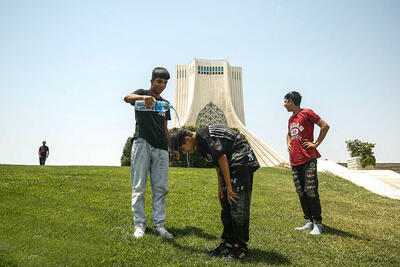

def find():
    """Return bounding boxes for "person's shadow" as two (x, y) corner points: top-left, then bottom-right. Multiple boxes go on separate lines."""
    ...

(245, 248), (291, 265)
(323, 225), (367, 240)
(167, 225), (216, 240)
(164, 226), (291, 265)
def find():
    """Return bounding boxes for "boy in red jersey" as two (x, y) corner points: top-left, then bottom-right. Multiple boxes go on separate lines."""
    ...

(284, 91), (330, 235)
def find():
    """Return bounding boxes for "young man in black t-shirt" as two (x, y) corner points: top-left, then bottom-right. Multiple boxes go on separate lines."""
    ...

(38, 141), (49, 165)
(170, 126), (260, 261)
(123, 67), (173, 239)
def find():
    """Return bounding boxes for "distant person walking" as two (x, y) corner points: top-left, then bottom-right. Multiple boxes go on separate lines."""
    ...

(284, 91), (330, 235)
(123, 67), (173, 239)
(38, 141), (49, 165)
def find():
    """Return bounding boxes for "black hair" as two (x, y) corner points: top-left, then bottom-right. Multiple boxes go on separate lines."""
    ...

(169, 128), (193, 152)
(284, 91), (302, 106)
(152, 67), (170, 80)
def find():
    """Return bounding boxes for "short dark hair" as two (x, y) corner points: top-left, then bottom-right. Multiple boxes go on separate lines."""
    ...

(169, 128), (193, 151)
(284, 91), (302, 106)
(152, 67), (170, 80)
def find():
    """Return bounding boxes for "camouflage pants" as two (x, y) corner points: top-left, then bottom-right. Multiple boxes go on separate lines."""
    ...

(291, 158), (322, 224)
(220, 167), (253, 245)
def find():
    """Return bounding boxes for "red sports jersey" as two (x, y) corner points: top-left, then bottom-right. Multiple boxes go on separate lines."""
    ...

(288, 109), (321, 166)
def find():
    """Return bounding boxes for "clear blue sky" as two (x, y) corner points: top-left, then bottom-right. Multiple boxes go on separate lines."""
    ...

(1, 0), (399, 165)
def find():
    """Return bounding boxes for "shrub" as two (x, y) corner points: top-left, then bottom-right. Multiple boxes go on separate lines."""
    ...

(121, 137), (133, 166)
(345, 139), (376, 168)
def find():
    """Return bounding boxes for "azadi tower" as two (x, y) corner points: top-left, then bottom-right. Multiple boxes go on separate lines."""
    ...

(173, 58), (287, 167)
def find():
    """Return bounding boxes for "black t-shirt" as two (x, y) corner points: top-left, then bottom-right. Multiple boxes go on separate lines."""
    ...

(131, 89), (171, 151)
(195, 125), (260, 172)
(39, 145), (49, 156)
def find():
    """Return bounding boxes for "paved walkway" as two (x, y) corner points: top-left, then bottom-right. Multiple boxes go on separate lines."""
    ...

(317, 159), (400, 200)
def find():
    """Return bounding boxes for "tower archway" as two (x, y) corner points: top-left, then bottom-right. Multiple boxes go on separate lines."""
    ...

(195, 102), (228, 127)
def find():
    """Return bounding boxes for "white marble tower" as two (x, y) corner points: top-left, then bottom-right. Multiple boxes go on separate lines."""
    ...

(173, 58), (287, 167)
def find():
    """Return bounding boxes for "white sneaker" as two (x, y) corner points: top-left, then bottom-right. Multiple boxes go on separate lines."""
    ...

(310, 224), (322, 235)
(133, 226), (145, 239)
(295, 221), (313, 230)
(153, 226), (174, 239)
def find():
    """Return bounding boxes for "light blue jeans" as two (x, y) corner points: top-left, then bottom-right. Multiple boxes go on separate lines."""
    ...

(131, 137), (169, 228)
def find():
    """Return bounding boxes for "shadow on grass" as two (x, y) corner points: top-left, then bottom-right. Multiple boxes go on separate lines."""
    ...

(160, 226), (216, 255)
(245, 248), (291, 265)
(163, 226), (291, 265)
(170, 241), (291, 265)
(323, 225), (367, 240)
(167, 226), (217, 240)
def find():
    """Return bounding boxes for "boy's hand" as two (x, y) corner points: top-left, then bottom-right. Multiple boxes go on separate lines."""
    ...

(227, 187), (239, 204)
(302, 139), (317, 149)
(143, 96), (156, 109)
(287, 142), (292, 152)
(171, 150), (180, 160)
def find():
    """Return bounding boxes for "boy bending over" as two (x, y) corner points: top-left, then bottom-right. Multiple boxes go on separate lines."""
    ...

(170, 125), (259, 261)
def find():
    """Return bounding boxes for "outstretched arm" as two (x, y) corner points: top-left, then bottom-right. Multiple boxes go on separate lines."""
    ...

(124, 93), (156, 108)
(217, 154), (239, 204)
(302, 119), (330, 149)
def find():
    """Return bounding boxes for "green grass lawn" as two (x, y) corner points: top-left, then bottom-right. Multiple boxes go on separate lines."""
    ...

(0, 164), (399, 266)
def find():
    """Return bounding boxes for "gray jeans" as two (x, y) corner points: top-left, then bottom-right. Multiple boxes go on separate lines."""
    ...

(131, 138), (169, 227)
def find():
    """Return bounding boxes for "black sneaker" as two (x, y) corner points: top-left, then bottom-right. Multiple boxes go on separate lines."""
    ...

(208, 241), (233, 257)
(225, 244), (248, 261)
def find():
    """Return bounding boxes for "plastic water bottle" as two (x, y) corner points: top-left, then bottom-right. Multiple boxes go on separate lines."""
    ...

(134, 100), (173, 112)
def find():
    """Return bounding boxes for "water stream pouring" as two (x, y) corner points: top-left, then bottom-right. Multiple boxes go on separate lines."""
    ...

(170, 108), (189, 168)
(171, 106), (193, 240)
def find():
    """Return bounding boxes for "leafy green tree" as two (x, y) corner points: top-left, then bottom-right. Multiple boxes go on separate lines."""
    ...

(345, 139), (376, 168)
(121, 137), (133, 166)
